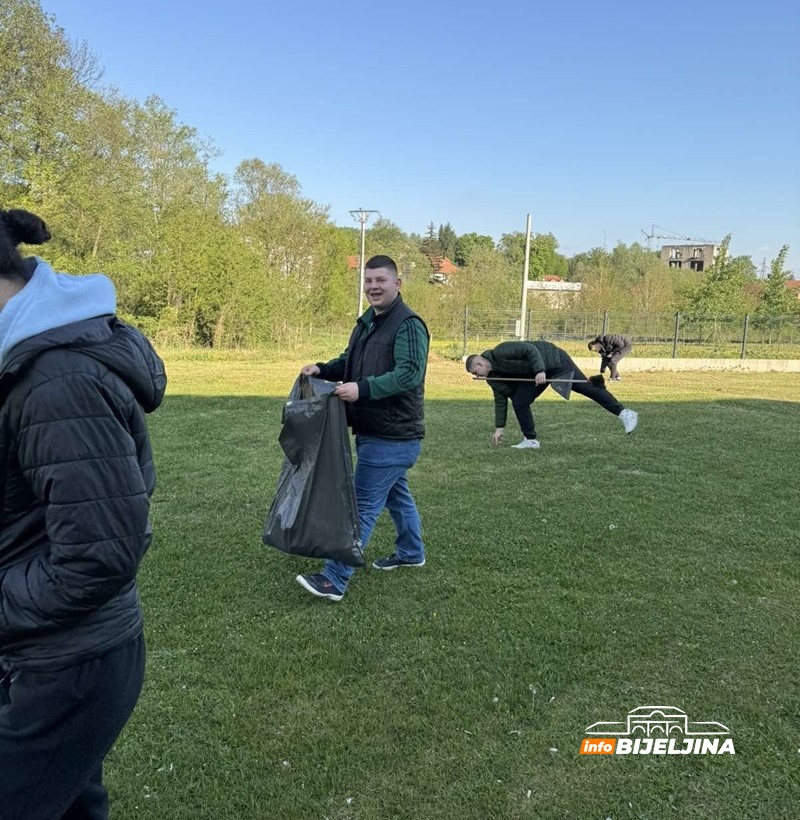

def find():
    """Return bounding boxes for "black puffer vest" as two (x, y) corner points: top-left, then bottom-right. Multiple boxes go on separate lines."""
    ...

(344, 296), (428, 439)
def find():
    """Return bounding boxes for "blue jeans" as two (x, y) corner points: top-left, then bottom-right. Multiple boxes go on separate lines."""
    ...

(322, 436), (424, 592)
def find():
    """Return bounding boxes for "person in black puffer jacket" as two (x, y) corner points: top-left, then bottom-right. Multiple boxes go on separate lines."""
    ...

(588, 333), (632, 381)
(0, 209), (166, 820)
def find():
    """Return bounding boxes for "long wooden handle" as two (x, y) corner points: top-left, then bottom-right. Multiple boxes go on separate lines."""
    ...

(472, 376), (589, 384)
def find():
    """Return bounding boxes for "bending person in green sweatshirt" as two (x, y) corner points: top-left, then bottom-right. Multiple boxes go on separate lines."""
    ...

(466, 340), (638, 449)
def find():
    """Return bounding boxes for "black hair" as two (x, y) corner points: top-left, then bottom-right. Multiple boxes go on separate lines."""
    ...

(465, 354), (479, 372)
(364, 254), (398, 276)
(0, 208), (51, 280)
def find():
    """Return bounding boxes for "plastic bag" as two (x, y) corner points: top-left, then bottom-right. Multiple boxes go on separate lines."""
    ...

(262, 375), (364, 567)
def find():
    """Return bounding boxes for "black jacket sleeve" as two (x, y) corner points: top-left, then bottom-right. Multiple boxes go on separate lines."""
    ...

(0, 372), (151, 636)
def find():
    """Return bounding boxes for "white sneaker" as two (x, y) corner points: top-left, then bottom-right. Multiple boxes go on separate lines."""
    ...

(619, 408), (638, 434)
(511, 438), (541, 449)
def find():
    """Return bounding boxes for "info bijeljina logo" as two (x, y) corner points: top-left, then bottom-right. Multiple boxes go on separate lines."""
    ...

(580, 706), (735, 755)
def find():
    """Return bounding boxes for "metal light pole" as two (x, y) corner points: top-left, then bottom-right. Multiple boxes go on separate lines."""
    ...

(519, 213), (532, 339)
(349, 208), (378, 315)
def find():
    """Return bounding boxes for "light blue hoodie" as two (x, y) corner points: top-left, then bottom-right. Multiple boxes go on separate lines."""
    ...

(0, 258), (116, 366)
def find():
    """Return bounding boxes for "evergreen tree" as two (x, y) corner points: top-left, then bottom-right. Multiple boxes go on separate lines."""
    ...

(420, 221), (442, 267)
(437, 222), (457, 260)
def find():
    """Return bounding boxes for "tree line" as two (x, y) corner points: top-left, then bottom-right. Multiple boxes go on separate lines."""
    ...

(2, 0), (796, 349)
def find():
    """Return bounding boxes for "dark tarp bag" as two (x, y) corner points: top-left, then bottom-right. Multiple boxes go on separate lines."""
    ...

(262, 375), (364, 567)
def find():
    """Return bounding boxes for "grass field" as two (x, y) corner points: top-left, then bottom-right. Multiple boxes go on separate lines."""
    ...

(105, 354), (800, 819)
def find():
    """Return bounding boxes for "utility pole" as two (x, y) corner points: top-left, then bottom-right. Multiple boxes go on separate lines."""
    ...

(519, 213), (532, 340)
(350, 208), (378, 315)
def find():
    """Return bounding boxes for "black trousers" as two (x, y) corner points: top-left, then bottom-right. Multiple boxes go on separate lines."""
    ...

(600, 344), (632, 378)
(0, 634), (145, 820)
(511, 354), (623, 439)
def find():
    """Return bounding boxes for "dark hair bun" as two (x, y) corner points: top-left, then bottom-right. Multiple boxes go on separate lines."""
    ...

(1, 209), (51, 246)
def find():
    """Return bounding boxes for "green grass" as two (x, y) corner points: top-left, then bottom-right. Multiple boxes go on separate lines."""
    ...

(159, 339), (800, 364)
(105, 358), (800, 819)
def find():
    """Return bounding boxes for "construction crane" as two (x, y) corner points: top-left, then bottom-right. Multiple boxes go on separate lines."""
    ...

(640, 225), (717, 249)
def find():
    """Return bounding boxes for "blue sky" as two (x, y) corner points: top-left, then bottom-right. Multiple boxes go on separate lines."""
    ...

(42, 0), (799, 271)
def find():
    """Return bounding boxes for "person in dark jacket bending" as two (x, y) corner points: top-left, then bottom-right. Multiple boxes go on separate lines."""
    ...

(466, 340), (638, 449)
(588, 333), (632, 380)
(0, 209), (166, 820)
(296, 255), (429, 601)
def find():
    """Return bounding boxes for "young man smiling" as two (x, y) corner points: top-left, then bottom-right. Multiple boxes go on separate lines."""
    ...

(297, 255), (429, 601)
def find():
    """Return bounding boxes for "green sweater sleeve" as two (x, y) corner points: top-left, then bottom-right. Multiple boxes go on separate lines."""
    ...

(359, 318), (428, 400)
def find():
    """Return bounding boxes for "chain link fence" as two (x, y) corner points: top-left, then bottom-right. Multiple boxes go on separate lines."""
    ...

(432, 309), (800, 360)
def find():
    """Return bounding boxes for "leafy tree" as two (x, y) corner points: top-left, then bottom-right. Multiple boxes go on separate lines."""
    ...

(0, 0), (109, 233)
(46, 93), (143, 271)
(606, 242), (673, 314)
(629, 267), (676, 315)
(689, 235), (757, 317)
(454, 232), (494, 267)
(452, 246), (517, 312)
(608, 242), (660, 284)
(757, 245), (799, 317)
(366, 217), (410, 261)
(317, 225), (358, 324)
(0, 0), (82, 195)
(365, 218), (428, 285)
(498, 231), (568, 280)
(232, 158), (335, 343)
(122, 96), (235, 342)
(569, 247), (610, 281)
(529, 233), (568, 280)
(497, 231), (527, 272)
(365, 217), (404, 251)
(573, 249), (630, 313)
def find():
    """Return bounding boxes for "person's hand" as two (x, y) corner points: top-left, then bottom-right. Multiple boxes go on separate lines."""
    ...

(492, 428), (505, 446)
(334, 382), (359, 402)
(300, 364), (320, 377)
(534, 372), (546, 386)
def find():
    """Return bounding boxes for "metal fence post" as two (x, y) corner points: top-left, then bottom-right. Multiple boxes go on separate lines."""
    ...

(740, 314), (749, 360)
(462, 307), (469, 358)
(672, 312), (680, 358)
(526, 308), (532, 340)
